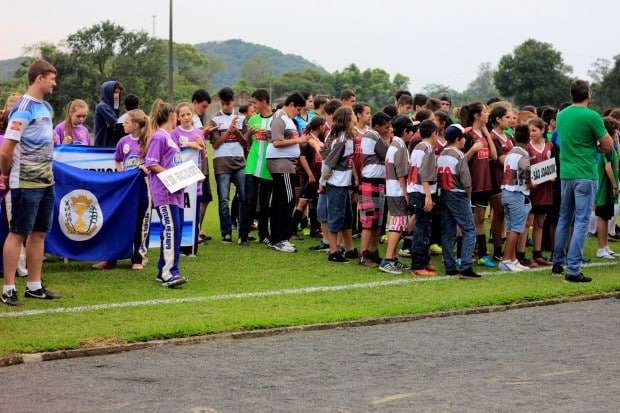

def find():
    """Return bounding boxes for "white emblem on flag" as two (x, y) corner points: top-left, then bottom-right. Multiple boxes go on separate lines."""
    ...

(59, 189), (104, 241)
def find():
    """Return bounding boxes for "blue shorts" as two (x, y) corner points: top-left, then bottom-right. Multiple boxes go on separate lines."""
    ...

(325, 185), (352, 233)
(501, 189), (531, 233)
(317, 192), (328, 223)
(10, 186), (55, 235)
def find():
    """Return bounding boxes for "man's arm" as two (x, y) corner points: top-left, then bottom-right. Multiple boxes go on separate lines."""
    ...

(599, 134), (613, 154)
(0, 139), (18, 180)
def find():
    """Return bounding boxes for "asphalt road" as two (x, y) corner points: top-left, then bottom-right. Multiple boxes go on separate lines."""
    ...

(2, 298), (619, 413)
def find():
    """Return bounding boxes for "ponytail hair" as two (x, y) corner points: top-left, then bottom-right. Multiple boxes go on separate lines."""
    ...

(63, 99), (88, 140)
(125, 109), (149, 156)
(459, 102), (484, 128)
(488, 105), (508, 129)
(146, 98), (175, 151)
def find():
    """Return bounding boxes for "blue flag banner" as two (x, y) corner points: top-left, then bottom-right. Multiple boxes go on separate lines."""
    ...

(44, 161), (147, 261)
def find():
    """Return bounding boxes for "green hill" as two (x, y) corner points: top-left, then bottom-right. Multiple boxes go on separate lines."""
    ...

(0, 57), (28, 81)
(194, 39), (326, 91)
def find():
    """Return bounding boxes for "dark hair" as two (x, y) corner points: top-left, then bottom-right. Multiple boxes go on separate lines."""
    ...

(459, 102), (485, 127)
(570, 80), (591, 103)
(382, 104), (398, 119)
(434, 110), (452, 129)
(301, 91), (312, 100)
(275, 103), (284, 110)
(486, 97), (501, 106)
(191, 89), (211, 104)
(372, 112), (392, 128)
(425, 98), (441, 112)
(324, 99), (343, 116)
(397, 94), (413, 107)
(27, 59), (56, 85)
(305, 116), (326, 133)
(541, 107), (558, 124)
(314, 95), (328, 111)
(439, 95), (452, 104)
(602, 109), (613, 117)
(414, 109), (433, 122)
(488, 105), (509, 128)
(413, 93), (428, 109)
(395, 90), (412, 101)
(602, 116), (618, 136)
(559, 101), (572, 112)
(251, 88), (270, 103)
(513, 124), (530, 144)
(217, 87), (235, 103)
(239, 104), (249, 115)
(391, 115), (414, 137)
(124, 94), (139, 111)
(353, 102), (369, 117)
(340, 90), (356, 101)
(609, 108), (620, 122)
(419, 119), (437, 139)
(521, 105), (537, 114)
(284, 92), (306, 108)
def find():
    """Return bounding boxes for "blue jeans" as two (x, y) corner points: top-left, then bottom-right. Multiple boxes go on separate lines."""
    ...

(409, 192), (433, 270)
(553, 179), (597, 276)
(325, 185), (352, 233)
(10, 186), (55, 235)
(441, 191), (475, 271)
(215, 169), (248, 237)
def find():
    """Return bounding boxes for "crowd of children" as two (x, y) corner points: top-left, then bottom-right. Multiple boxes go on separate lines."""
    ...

(2, 79), (620, 296)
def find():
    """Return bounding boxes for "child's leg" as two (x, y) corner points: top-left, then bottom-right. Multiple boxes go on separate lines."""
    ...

(172, 205), (182, 275)
(156, 205), (179, 280)
(440, 200), (458, 271)
(517, 214), (533, 257)
(474, 205), (488, 258)
(532, 214), (545, 256)
(503, 231), (520, 261)
(597, 217), (609, 250)
(490, 195), (505, 258)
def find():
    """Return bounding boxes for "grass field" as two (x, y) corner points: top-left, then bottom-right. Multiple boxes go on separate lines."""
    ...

(1, 202), (619, 356)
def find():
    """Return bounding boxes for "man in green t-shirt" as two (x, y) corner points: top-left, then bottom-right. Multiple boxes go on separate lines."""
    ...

(553, 80), (613, 283)
(244, 89), (273, 244)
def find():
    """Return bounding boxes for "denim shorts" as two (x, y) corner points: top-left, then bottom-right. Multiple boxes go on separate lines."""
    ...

(501, 189), (531, 233)
(10, 186), (55, 235)
(317, 192), (328, 223)
(326, 184), (352, 232)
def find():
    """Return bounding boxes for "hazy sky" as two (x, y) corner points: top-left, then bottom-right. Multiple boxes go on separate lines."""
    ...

(2, 0), (619, 91)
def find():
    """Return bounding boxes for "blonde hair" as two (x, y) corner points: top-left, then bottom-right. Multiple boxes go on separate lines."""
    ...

(0, 93), (22, 132)
(125, 109), (149, 156)
(146, 98), (175, 151)
(63, 99), (88, 140)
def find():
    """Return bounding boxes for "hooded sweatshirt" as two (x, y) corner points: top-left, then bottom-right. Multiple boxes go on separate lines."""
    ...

(94, 80), (121, 147)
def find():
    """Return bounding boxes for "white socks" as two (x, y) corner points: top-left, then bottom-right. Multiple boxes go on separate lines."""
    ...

(27, 282), (42, 291)
(3, 284), (16, 294)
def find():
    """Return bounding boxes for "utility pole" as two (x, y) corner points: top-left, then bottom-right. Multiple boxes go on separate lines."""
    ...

(168, 0), (174, 103)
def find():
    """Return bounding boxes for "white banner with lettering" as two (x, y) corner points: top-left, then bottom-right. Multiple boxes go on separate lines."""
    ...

(530, 158), (557, 185)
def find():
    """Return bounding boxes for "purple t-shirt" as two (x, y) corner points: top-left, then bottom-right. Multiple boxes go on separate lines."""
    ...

(114, 135), (142, 171)
(170, 126), (204, 196)
(144, 129), (184, 208)
(53, 121), (91, 145)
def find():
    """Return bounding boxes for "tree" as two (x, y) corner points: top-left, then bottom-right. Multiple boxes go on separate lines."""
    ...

(592, 55), (620, 111)
(239, 56), (272, 86)
(462, 62), (500, 103)
(494, 39), (572, 106)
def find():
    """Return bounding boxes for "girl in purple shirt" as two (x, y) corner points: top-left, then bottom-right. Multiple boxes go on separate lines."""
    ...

(144, 100), (186, 288)
(54, 99), (91, 145)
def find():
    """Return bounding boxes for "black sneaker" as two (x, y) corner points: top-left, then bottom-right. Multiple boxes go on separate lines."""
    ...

(1, 289), (20, 306)
(161, 275), (187, 288)
(309, 240), (330, 252)
(460, 267), (482, 279)
(328, 251), (348, 263)
(344, 248), (359, 259)
(446, 269), (460, 276)
(564, 273), (592, 283)
(551, 264), (564, 276)
(24, 286), (61, 300)
(222, 234), (233, 243)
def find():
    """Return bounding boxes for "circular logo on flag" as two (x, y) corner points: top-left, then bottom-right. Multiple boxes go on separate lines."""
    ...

(59, 189), (104, 241)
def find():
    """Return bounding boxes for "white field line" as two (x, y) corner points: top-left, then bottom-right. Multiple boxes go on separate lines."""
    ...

(0, 261), (616, 319)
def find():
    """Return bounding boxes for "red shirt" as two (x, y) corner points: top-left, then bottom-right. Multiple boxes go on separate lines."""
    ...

(490, 130), (514, 191)
(466, 129), (492, 193)
(527, 140), (554, 206)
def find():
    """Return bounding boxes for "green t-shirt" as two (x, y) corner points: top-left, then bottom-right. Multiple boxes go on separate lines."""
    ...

(557, 105), (608, 180)
(244, 113), (273, 180)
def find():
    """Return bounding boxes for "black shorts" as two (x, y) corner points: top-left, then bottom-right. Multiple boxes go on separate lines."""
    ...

(300, 181), (319, 200)
(471, 191), (492, 208)
(530, 204), (551, 215)
(595, 203), (614, 221)
(202, 176), (213, 204)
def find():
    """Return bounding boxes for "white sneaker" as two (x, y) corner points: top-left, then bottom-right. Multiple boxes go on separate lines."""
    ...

(513, 260), (530, 271)
(398, 249), (411, 258)
(270, 241), (296, 253)
(281, 240), (297, 252)
(499, 260), (523, 272)
(606, 247), (616, 256)
(597, 248), (616, 259)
